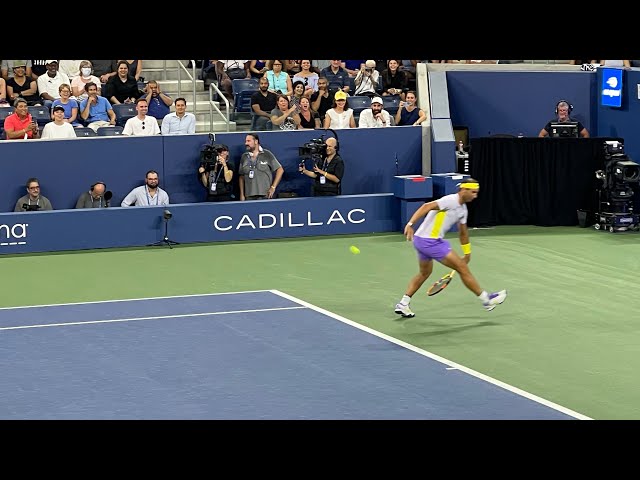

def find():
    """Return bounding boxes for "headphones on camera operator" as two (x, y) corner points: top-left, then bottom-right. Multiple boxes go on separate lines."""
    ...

(90, 181), (112, 207)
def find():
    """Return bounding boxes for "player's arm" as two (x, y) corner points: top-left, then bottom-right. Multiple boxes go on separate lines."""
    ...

(458, 222), (471, 264)
(404, 200), (439, 240)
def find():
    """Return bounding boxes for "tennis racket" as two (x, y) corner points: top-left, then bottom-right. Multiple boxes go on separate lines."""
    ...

(427, 270), (456, 296)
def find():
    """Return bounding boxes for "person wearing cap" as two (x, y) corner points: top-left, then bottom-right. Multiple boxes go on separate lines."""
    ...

(6, 62), (41, 106)
(40, 105), (77, 140)
(37, 61), (70, 109)
(3, 98), (39, 139)
(323, 90), (356, 129)
(353, 60), (380, 97)
(1, 60), (33, 81)
(358, 96), (392, 128)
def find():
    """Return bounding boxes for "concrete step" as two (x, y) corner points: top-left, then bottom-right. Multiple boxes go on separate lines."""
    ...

(143, 60), (190, 70)
(159, 78), (204, 90)
(145, 68), (201, 81)
(195, 120), (236, 133)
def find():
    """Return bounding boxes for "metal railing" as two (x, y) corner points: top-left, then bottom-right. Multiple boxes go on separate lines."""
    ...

(176, 60), (197, 107)
(209, 83), (230, 132)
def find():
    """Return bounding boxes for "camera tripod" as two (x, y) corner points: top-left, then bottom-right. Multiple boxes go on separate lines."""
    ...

(148, 216), (180, 249)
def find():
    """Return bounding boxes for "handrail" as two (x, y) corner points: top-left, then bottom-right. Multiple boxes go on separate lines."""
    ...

(209, 83), (230, 132)
(176, 60), (196, 106)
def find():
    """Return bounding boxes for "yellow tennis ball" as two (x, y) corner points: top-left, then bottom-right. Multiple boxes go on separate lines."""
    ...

(349, 245), (360, 255)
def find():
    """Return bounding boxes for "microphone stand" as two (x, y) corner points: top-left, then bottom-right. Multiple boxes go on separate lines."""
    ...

(148, 216), (180, 249)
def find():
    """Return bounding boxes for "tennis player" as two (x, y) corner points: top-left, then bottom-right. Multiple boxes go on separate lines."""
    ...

(394, 178), (507, 318)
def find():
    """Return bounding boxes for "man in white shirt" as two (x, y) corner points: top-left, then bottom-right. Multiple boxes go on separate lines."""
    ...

(161, 97), (196, 135)
(358, 96), (392, 128)
(121, 170), (169, 207)
(122, 97), (160, 136)
(39, 105), (77, 140)
(36, 60), (70, 109)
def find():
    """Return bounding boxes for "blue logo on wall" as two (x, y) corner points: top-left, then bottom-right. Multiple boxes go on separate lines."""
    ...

(601, 67), (623, 107)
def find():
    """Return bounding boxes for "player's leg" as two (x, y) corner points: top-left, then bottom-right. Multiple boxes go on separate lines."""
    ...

(395, 258), (432, 318)
(438, 251), (507, 311)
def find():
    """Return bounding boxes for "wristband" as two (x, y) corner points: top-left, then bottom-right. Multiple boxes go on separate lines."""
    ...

(407, 222), (413, 227)
(461, 243), (471, 255)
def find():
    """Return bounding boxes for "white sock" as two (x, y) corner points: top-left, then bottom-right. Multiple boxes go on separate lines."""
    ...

(478, 291), (489, 302)
(401, 295), (411, 305)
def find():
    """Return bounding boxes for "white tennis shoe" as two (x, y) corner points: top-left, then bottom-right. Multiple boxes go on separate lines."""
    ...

(483, 290), (507, 311)
(394, 303), (415, 318)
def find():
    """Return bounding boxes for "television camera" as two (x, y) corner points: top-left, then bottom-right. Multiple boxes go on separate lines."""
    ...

(298, 129), (338, 171)
(200, 133), (228, 173)
(593, 141), (640, 232)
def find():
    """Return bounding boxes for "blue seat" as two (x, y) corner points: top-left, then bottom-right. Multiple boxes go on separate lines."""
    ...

(348, 95), (372, 117)
(0, 107), (13, 123)
(111, 103), (137, 127)
(382, 95), (401, 115)
(96, 126), (123, 136)
(74, 127), (97, 137)
(28, 105), (51, 126)
(231, 78), (259, 120)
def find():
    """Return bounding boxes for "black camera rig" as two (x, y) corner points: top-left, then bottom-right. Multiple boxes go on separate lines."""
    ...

(200, 133), (228, 172)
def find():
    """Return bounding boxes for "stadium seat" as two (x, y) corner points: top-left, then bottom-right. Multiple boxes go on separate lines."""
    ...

(74, 127), (97, 137)
(0, 107), (13, 124)
(28, 105), (51, 126)
(348, 95), (372, 120)
(231, 78), (259, 121)
(96, 126), (124, 136)
(111, 103), (136, 127)
(382, 95), (401, 115)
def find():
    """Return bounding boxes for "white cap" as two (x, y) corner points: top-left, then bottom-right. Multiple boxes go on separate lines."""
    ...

(371, 96), (383, 105)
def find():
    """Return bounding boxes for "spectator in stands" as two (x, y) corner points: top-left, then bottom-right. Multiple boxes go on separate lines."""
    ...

(37, 60), (70, 109)
(323, 90), (356, 129)
(292, 60), (319, 95)
(299, 137), (344, 196)
(0, 77), (8, 107)
(121, 170), (169, 207)
(289, 81), (306, 108)
(380, 60), (408, 100)
(7, 62), (41, 106)
(75, 181), (111, 208)
(238, 133), (284, 201)
(71, 60), (101, 102)
(3, 98), (39, 139)
(399, 60), (419, 88)
(310, 77), (334, 125)
(143, 80), (172, 120)
(285, 60), (302, 76)
(107, 61), (142, 105)
(90, 60), (118, 83)
(198, 143), (235, 202)
(270, 95), (300, 131)
(249, 60), (269, 78)
(40, 105), (77, 140)
(395, 90), (426, 126)
(1, 60), (33, 81)
(122, 98), (160, 136)
(358, 96), (392, 128)
(118, 60), (143, 81)
(79, 82), (117, 132)
(58, 60), (83, 80)
(51, 83), (80, 126)
(538, 100), (590, 138)
(353, 60), (380, 97)
(14, 178), (53, 212)
(214, 60), (250, 104)
(321, 60), (351, 94)
(297, 97), (321, 129)
(250, 76), (278, 131)
(264, 60), (292, 96)
(161, 97), (196, 135)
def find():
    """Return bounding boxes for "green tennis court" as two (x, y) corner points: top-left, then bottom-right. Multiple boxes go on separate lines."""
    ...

(2, 225), (638, 419)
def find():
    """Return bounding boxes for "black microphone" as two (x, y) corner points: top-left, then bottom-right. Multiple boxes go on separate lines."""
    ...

(104, 191), (113, 207)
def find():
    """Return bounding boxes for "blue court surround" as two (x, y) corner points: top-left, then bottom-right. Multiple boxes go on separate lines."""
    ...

(0, 291), (589, 420)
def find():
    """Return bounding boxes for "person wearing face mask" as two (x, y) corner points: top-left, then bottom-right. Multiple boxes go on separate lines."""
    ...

(358, 97), (392, 128)
(71, 61), (101, 102)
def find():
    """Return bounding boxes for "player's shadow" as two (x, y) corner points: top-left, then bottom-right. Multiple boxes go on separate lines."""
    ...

(392, 317), (501, 337)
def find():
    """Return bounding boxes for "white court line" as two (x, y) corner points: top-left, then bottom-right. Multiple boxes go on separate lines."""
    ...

(0, 306), (306, 331)
(270, 289), (592, 420)
(0, 289), (273, 311)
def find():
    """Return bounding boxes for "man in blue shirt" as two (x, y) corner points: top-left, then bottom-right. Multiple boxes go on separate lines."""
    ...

(143, 80), (172, 120)
(161, 97), (196, 135)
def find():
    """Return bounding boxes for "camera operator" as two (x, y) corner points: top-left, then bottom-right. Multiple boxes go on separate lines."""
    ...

(299, 137), (344, 196)
(198, 143), (235, 202)
(75, 181), (112, 208)
(14, 177), (53, 212)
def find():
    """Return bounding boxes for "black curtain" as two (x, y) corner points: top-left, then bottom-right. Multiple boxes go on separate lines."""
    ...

(467, 137), (622, 227)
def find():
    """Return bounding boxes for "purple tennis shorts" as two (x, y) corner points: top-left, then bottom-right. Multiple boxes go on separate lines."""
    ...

(413, 236), (452, 261)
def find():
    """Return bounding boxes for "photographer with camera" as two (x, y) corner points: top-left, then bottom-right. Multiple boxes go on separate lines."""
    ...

(14, 177), (53, 212)
(353, 60), (380, 98)
(299, 136), (344, 196)
(198, 142), (235, 202)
